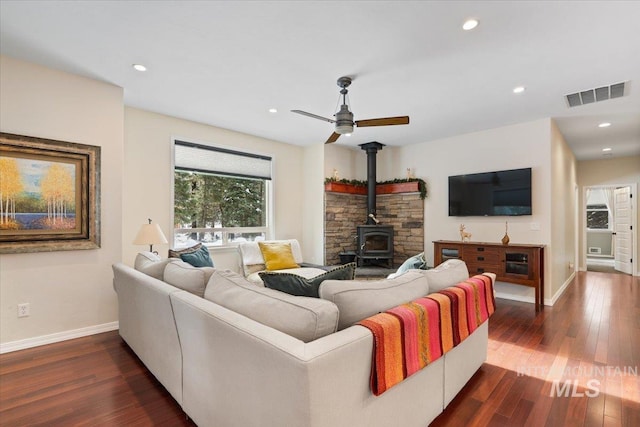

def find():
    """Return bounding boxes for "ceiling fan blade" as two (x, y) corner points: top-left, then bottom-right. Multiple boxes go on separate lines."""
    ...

(355, 116), (410, 127)
(325, 132), (340, 144)
(291, 110), (335, 123)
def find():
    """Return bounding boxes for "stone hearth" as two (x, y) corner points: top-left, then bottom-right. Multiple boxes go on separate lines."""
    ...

(324, 190), (424, 267)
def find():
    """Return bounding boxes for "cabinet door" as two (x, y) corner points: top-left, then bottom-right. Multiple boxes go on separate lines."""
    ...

(503, 249), (533, 279)
(434, 243), (462, 265)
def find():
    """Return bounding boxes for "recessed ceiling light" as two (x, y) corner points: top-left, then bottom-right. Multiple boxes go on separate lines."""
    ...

(268, 108), (278, 113)
(344, 133), (352, 137)
(598, 122), (611, 128)
(462, 19), (479, 31)
(513, 86), (526, 94)
(132, 64), (147, 72)
(602, 147), (612, 152)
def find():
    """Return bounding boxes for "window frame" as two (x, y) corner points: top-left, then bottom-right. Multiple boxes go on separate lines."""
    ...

(171, 138), (274, 249)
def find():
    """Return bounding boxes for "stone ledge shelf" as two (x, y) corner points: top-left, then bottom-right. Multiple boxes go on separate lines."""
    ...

(324, 181), (420, 195)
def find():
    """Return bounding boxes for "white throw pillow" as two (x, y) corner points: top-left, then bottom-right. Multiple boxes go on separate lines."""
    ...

(163, 260), (215, 298)
(420, 259), (470, 292)
(319, 271), (430, 330)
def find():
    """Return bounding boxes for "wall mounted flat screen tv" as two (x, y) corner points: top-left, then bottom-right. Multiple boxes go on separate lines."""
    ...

(449, 167), (532, 216)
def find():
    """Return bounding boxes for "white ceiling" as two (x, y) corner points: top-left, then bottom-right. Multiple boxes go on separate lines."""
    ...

(1, 1), (639, 160)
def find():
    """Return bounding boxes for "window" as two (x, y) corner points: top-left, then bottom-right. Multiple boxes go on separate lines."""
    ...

(586, 204), (610, 230)
(173, 140), (271, 248)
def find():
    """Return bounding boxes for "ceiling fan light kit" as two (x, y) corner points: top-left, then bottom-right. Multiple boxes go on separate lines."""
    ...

(291, 76), (410, 144)
(335, 104), (354, 134)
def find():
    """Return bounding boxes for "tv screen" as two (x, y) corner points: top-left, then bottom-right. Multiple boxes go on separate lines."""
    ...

(449, 168), (532, 216)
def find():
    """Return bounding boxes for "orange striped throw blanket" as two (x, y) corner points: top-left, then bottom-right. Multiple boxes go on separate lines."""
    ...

(357, 274), (496, 395)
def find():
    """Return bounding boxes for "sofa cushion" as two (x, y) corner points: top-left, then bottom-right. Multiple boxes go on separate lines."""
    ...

(134, 252), (174, 280)
(168, 243), (203, 259)
(258, 241), (299, 271)
(259, 263), (356, 298)
(180, 245), (214, 268)
(319, 271), (430, 330)
(421, 259), (469, 293)
(204, 270), (339, 342)
(164, 260), (215, 298)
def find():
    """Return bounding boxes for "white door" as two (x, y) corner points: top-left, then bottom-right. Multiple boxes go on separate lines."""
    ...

(614, 186), (632, 274)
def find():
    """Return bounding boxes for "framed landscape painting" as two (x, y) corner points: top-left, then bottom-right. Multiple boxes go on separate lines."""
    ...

(0, 133), (100, 253)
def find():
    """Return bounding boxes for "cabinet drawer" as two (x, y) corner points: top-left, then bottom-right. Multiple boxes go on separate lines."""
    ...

(466, 262), (501, 275)
(463, 247), (501, 264)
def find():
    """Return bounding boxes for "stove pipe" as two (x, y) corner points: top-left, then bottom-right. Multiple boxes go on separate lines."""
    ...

(359, 142), (385, 225)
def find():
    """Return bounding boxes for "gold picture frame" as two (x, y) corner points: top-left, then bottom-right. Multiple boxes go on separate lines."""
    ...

(0, 132), (100, 253)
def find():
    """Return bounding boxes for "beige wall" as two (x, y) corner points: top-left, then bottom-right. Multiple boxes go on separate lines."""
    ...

(389, 119), (555, 303)
(324, 144), (365, 180)
(549, 120), (577, 297)
(0, 56), (124, 346)
(123, 107), (306, 272)
(302, 143), (325, 264)
(577, 155), (640, 275)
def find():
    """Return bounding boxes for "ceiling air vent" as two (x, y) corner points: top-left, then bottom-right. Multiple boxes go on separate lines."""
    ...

(565, 81), (627, 108)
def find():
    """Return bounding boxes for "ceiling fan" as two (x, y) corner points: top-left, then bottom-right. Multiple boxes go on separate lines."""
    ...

(291, 76), (410, 144)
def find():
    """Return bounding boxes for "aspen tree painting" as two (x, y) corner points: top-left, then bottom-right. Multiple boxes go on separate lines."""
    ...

(0, 157), (76, 230)
(0, 157), (23, 229)
(0, 133), (100, 253)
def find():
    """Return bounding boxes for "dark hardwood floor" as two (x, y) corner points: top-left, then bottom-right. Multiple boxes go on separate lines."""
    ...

(0, 271), (638, 426)
(433, 271), (640, 427)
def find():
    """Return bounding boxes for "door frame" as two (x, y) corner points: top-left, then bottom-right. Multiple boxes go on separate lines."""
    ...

(582, 183), (638, 276)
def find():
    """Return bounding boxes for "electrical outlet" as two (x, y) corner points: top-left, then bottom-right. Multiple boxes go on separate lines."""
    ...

(17, 303), (30, 318)
(530, 222), (541, 231)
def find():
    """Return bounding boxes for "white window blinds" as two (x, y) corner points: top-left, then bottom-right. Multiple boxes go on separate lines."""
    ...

(174, 140), (272, 180)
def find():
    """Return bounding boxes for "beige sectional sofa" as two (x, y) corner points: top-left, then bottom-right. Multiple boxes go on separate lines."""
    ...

(113, 254), (492, 427)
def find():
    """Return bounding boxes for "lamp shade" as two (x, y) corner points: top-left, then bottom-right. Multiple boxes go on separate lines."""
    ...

(133, 223), (168, 247)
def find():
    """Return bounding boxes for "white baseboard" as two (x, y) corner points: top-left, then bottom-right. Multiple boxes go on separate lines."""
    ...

(549, 271), (576, 306)
(494, 271), (576, 307)
(0, 321), (119, 354)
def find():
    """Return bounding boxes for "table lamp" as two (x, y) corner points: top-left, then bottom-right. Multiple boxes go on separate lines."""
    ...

(133, 218), (168, 253)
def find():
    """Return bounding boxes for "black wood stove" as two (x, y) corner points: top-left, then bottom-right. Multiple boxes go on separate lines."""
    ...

(356, 142), (394, 267)
(357, 224), (394, 267)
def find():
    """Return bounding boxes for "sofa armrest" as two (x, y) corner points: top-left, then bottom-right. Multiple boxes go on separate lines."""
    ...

(112, 263), (183, 405)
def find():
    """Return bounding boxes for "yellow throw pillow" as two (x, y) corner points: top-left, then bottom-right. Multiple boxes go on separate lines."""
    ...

(258, 242), (300, 271)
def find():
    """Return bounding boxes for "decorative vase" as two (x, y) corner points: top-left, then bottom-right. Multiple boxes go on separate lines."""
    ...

(501, 221), (510, 245)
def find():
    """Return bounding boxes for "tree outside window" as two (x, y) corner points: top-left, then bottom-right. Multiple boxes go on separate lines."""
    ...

(174, 171), (267, 247)
(586, 204), (609, 229)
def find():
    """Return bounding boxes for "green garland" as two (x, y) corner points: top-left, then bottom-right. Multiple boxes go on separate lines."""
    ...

(324, 177), (427, 199)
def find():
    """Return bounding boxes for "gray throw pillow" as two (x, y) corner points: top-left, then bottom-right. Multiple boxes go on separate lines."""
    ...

(163, 260), (215, 297)
(259, 262), (355, 298)
(134, 252), (174, 280)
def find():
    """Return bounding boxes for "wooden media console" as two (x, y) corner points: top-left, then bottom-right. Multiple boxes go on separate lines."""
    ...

(433, 240), (545, 310)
